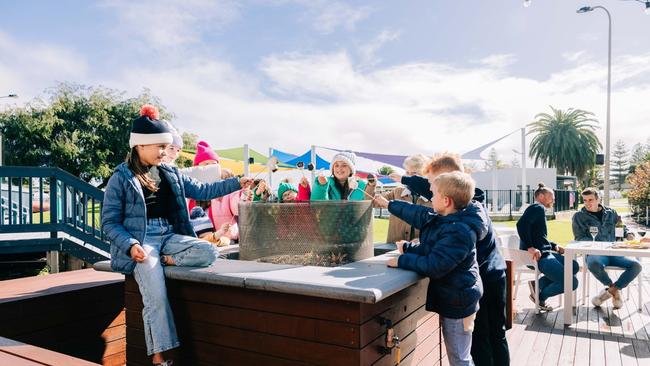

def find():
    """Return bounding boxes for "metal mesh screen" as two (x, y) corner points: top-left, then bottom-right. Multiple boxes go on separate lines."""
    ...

(238, 201), (374, 267)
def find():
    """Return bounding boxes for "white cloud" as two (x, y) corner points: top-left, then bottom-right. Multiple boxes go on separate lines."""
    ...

(477, 54), (517, 69)
(562, 50), (588, 63)
(358, 29), (400, 68)
(290, 0), (371, 34)
(0, 32), (89, 100)
(4, 27), (650, 172)
(100, 0), (241, 49)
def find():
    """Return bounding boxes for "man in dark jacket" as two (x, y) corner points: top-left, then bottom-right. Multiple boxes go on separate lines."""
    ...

(379, 171), (482, 366)
(517, 183), (579, 311)
(391, 154), (509, 366)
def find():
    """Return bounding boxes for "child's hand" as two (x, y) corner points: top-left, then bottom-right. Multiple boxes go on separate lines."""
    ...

(642, 237), (650, 243)
(395, 240), (408, 254)
(373, 195), (389, 209)
(240, 188), (253, 202)
(348, 176), (359, 190)
(317, 174), (327, 185)
(239, 177), (252, 189)
(256, 180), (267, 195)
(386, 256), (399, 267)
(130, 243), (147, 263)
(216, 223), (231, 236)
(299, 176), (309, 188)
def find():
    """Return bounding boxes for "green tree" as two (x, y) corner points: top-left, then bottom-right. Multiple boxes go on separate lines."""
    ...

(0, 83), (171, 187)
(611, 139), (629, 190)
(483, 148), (507, 170)
(182, 132), (199, 152)
(527, 106), (602, 179)
(627, 160), (650, 219)
(377, 166), (395, 175)
(629, 140), (650, 174)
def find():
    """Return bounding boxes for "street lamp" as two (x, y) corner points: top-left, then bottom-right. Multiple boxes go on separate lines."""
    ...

(577, 5), (612, 206)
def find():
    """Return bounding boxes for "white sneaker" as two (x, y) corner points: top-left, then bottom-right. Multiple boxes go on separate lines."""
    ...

(592, 288), (612, 307)
(612, 289), (623, 309)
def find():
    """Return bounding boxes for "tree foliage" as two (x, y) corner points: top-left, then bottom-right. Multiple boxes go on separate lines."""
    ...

(377, 165), (395, 175)
(0, 83), (172, 187)
(527, 106), (602, 179)
(627, 161), (650, 218)
(611, 139), (629, 190)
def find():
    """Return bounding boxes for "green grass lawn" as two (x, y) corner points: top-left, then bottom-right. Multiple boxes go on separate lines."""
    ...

(375, 217), (575, 245)
(373, 218), (389, 243)
(483, 219), (574, 245)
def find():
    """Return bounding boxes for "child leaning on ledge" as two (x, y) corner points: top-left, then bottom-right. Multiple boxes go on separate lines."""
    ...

(382, 171), (482, 366)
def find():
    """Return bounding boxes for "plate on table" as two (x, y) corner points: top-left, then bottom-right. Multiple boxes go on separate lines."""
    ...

(611, 240), (650, 249)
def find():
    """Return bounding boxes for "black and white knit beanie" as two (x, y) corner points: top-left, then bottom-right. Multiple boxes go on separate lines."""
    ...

(129, 105), (173, 148)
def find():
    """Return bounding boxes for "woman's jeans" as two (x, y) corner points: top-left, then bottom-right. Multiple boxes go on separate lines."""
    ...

(537, 253), (579, 302)
(133, 218), (216, 355)
(585, 255), (642, 290)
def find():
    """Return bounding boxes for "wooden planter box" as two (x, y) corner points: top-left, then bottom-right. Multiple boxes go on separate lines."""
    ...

(115, 258), (442, 366)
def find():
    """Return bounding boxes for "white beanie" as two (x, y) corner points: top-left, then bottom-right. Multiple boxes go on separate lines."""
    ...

(330, 151), (356, 175)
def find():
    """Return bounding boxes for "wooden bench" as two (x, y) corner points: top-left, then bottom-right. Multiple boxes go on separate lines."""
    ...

(0, 269), (126, 366)
(0, 336), (99, 365)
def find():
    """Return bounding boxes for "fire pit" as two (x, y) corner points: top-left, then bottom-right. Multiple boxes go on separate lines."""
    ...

(238, 201), (374, 266)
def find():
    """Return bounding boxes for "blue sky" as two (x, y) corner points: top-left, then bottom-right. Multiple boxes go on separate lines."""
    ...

(1, 0), (650, 165)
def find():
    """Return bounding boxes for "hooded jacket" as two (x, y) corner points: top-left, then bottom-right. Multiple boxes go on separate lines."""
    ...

(388, 200), (484, 319)
(400, 175), (506, 283)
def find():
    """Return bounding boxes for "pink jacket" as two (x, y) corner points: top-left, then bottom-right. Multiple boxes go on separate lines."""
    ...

(209, 189), (242, 240)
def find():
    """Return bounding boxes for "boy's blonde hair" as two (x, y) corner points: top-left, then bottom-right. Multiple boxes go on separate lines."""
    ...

(403, 154), (428, 172)
(432, 171), (475, 209)
(423, 152), (464, 175)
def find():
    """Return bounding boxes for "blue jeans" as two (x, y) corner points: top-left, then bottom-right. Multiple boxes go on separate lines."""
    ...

(133, 218), (216, 355)
(585, 255), (642, 290)
(441, 316), (474, 366)
(537, 253), (579, 302)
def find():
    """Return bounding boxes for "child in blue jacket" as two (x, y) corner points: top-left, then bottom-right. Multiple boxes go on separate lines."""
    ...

(101, 105), (250, 366)
(381, 171), (483, 366)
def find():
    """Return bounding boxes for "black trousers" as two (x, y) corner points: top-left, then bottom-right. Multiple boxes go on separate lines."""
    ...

(471, 276), (510, 366)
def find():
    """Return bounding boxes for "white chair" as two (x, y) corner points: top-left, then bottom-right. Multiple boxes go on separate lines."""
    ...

(498, 233), (574, 313)
(581, 255), (643, 311)
(498, 234), (542, 313)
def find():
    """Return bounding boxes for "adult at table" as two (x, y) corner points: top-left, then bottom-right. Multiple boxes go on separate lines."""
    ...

(517, 183), (579, 312)
(572, 187), (641, 309)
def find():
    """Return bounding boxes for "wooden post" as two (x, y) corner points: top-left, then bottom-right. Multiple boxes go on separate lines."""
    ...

(505, 259), (514, 330)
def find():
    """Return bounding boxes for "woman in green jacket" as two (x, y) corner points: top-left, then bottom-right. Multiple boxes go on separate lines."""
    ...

(310, 151), (373, 201)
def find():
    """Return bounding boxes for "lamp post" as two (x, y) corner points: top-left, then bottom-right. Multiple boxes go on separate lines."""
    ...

(0, 93), (19, 166)
(577, 5), (612, 206)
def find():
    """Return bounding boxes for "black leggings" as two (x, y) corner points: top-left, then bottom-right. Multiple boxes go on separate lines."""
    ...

(471, 276), (510, 366)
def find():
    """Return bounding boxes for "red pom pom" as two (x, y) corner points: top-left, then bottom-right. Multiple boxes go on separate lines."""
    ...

(139, 104), (160, 120)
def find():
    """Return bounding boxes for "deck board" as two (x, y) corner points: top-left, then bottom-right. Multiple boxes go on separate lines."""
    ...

(508, 258), (650, 366)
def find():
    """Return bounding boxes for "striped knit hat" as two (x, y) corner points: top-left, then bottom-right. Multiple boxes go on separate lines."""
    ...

(129, 105), (173, 148)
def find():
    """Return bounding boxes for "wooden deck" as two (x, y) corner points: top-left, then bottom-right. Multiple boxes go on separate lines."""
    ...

(507, 258), (650, 366)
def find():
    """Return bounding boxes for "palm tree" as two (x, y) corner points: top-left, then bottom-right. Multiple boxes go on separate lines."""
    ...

(528, 106), (602, 179)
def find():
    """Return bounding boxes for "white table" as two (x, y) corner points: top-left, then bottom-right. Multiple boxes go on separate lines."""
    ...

(563, 241), (650, 325)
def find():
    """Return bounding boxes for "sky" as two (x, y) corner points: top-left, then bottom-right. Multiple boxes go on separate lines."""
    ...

(1, 0), (650, 167)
